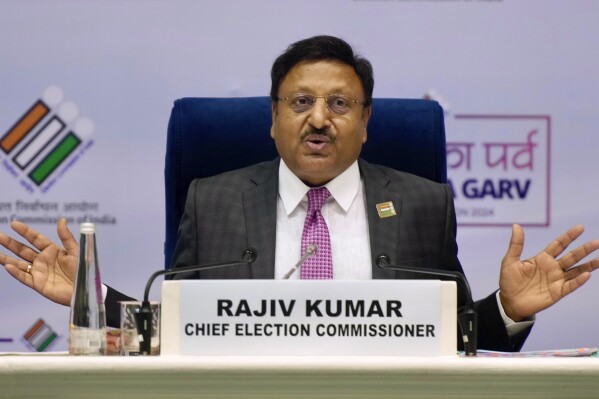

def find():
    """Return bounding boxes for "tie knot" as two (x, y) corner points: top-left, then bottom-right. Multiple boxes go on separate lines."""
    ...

(307, 187), (330, 213)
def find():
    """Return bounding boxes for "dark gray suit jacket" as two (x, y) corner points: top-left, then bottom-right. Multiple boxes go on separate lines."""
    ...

(107, 158), (530, 351)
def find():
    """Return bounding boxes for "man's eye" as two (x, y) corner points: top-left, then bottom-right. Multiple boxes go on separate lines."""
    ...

(330, 96), (349, 108)
(293, 96), (313, 106)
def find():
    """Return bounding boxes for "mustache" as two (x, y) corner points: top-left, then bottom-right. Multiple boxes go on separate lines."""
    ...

(300, 128), (336, 142)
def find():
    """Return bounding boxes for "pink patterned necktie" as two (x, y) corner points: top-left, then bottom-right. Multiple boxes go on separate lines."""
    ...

(300, 187), (333, 279)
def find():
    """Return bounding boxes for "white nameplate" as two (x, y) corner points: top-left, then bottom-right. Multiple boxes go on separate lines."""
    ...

(161, 280), (456, 356)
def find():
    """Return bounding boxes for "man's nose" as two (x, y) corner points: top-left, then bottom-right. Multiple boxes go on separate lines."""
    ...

(307, 98), (331, 129)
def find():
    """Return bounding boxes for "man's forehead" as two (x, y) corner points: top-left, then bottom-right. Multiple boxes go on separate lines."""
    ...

(279, 60), (364, 95)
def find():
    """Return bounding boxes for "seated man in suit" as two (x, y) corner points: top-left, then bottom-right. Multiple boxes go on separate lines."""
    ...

(1, 35), (598, 351)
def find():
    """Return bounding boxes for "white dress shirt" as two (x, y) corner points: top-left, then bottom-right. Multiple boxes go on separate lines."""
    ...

(274, 160), (372, 280)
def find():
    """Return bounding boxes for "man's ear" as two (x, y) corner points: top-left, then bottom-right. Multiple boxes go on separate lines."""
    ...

(270, 100), (278, 139)
(361, 105), (372, 143)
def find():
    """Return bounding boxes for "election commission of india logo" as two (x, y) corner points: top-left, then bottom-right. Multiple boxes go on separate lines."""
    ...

(0, 87), (94, 193)
(22, 318), (59, 352)
(1, 318), (60, 352)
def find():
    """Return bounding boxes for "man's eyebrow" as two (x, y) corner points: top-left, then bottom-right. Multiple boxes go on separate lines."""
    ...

(292, 86), (352, 94)
(294, 86), (314, 94)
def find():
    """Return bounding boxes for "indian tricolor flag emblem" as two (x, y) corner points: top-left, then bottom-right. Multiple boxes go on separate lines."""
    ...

(376, 201), (397, 218)
(0, 86), (94, 192)
(22, 318), (58, 352)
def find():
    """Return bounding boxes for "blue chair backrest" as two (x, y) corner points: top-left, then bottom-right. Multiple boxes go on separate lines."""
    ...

(164, 97), (446, 267)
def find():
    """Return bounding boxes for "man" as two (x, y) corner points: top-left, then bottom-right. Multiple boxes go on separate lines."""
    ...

(2, 36), (598, 351)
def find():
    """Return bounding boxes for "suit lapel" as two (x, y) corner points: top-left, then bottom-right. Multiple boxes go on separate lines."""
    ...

(243, 158), (405, 280)
(243, 159), (279, 278)
(359, 159), (402, 280)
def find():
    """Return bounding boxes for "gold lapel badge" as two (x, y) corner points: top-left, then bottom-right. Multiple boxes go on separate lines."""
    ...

(376, 201), (397, 218)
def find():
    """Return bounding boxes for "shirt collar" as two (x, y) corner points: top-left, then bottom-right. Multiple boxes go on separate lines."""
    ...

(278, 159), (361, 215)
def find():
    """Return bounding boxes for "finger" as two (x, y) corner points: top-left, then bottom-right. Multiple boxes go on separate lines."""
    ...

(57, 218), (78, 253)
(10, 220), (53, 252)
(0, 232), (13, 256)
(544, 225), (584, 258)
(503, 224), (524, 264)
(5, 254), (35, 274)
(0, 251), (29, 268)
(3, 262), (34, 288)
(0, 231), (39, 263)
(561, 271), (592, 298)
(558, 240), (599, 270)
(564, 257), (599, 280)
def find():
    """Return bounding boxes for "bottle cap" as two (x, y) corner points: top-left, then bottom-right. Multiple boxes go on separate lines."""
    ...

(80, 222), (96, 234)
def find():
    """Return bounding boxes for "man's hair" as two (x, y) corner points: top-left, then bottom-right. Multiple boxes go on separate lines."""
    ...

(270, 35), (374, 106)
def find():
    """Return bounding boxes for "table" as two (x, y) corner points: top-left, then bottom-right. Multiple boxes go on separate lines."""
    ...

(2, 354), (599, 398)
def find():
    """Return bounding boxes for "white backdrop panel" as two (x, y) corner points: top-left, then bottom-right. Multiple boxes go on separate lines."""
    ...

(0, 0), (597, 352)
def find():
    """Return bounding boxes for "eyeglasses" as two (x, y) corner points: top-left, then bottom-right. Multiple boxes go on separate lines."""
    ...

(277, 93), (364, 115)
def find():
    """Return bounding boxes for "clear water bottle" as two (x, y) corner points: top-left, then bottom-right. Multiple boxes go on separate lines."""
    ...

(69, 222), (106, 355)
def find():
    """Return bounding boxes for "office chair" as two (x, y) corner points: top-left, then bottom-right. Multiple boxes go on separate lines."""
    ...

(164, 97), (446, 268)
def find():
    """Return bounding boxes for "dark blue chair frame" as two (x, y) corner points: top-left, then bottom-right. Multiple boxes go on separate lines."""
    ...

(164, 97), (446, 268)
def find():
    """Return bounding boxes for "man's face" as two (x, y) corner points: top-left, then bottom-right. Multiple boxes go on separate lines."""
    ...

(270, 60), (371, 186)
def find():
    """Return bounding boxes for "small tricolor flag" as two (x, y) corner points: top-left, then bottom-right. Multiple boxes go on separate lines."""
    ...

(22, 318), (58, 352)
(376, 201), (397, 218)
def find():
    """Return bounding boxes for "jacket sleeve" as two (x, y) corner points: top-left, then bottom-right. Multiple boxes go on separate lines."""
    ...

(104, 286), (137, 328)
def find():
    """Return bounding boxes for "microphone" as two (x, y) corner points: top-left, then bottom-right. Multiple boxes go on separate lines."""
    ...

(135, 248), (258, 355)
(376, 254), (477, 356)
(282, 244), (317, 280)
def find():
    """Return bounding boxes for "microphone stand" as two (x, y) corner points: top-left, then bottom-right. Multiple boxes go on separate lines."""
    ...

(135, 248), (257, 355)
(376, 254), (477, 356)
(282, 244), (317, 280)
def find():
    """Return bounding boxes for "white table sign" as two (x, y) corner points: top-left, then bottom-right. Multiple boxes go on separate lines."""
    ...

(161, 280), (457, 356)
